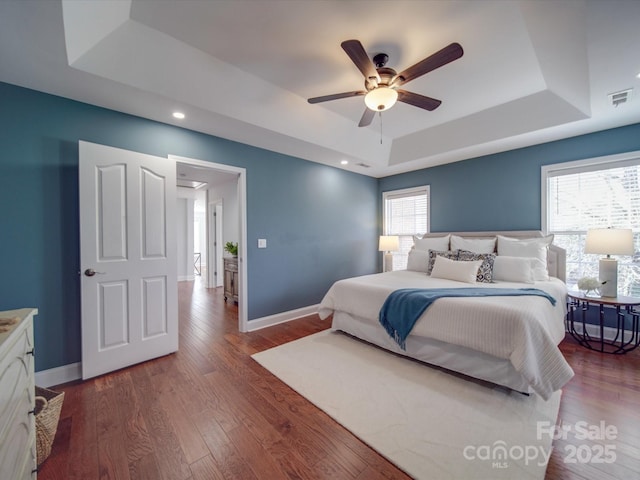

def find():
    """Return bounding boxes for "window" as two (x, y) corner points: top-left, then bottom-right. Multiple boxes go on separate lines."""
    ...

(383, 186), (429, 270)
(542, 151), (640, 295)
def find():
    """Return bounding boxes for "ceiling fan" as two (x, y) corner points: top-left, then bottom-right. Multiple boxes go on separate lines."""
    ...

(308, 39), (463, 127)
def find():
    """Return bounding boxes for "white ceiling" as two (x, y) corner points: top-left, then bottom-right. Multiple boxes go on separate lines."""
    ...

(1, 0), (639, 178)
(176, 161), (238, 189)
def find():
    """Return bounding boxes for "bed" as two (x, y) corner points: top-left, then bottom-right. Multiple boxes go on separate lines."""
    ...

(318, 231), (574, 400)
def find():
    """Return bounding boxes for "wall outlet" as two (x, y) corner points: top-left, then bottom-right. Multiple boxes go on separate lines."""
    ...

(258, 238), (267, 248)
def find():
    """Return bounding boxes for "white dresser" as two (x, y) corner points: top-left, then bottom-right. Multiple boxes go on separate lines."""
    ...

(0, 308), (38, 479)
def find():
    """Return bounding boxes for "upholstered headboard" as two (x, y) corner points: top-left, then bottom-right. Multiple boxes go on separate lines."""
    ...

(419, 230), (566, 282)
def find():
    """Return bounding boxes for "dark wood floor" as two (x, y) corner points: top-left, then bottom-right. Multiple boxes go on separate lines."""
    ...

(38, 278), (640, 480)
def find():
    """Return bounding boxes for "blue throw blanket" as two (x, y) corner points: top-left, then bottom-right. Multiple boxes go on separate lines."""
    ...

(379, 288), (557, 350)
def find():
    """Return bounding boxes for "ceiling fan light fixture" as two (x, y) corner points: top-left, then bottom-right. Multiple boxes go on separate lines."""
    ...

(364, 87), (398, 112)
(308, 40), (462, 126)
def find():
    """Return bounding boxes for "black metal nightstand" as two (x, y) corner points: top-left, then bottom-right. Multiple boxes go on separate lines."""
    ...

(567, 291), (640, 354)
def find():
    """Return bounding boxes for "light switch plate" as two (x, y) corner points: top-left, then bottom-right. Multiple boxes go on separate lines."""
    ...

(258, 238), (267, 248)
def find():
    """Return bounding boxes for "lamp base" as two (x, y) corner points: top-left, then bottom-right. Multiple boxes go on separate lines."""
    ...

(383, 252), (394, 273)
(599, 258), (618, 297)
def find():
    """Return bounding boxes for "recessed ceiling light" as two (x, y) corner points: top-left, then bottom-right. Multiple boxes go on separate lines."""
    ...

(636, 72), (640, 79)
(341, 160), (349, 165)
(172, 112), (185, 119)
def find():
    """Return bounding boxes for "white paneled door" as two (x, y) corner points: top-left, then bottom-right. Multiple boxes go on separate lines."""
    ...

(79, 141), (178, 379)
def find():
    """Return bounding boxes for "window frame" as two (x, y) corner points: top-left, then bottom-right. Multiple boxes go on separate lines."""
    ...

(541, 150), (640, 232)
(541, 149), (640, 293)
(382, 185), (430, 270)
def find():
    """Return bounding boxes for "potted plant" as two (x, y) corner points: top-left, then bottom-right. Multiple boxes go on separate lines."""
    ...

(224, 241), (238, 257)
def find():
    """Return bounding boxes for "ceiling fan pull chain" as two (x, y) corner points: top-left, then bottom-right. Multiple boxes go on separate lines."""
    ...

(379, 112), (383, 144)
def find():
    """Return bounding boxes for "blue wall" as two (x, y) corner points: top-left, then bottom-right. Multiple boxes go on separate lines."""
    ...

(0, 82), (379, 372)
(378, 122), (640, 330)
(379, 123), (640, 232)
(4, 78), (640, 373)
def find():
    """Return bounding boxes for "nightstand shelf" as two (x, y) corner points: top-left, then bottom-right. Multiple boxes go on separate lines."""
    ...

(567, 292), (640, 354)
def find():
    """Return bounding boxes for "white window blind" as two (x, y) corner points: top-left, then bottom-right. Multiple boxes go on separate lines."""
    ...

(383, 186), (429, 270)
(543, 151), (640, 295)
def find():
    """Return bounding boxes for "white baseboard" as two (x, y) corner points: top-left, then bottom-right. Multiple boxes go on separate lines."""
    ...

(247, 304), (321, 332)
(178, 275), (195, 282)
(35, 362), (82, 387)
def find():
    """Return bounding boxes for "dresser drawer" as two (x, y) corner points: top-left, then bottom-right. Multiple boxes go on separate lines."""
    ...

(224, 257), (238, 272)
(0, 309), (37, 480)
(0, 390), (34, 479)
(0, 322), (34, 439)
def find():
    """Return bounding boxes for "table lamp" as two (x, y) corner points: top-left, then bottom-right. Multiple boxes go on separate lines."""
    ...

(585, 228), (634, 297)
(379, 235), (399, 272)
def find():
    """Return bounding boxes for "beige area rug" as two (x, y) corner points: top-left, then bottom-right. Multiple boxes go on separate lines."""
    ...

(252, 330), (561, 480)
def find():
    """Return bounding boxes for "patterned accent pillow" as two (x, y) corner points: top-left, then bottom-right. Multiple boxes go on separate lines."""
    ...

(457, 250), (496, 283)
(427, 250), (458, 275)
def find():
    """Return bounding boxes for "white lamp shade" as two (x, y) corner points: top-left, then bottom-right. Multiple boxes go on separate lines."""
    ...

(365, 87), (398, 112)
(379, 235), (399, 252)
(585, 228), (634, 255)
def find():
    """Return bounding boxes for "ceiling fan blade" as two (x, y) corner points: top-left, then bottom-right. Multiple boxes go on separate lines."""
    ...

(397, 90), (442, 111)
(308, 91), (366, 104)
(341, 39), (380, 83)
(358, 108), (375, 127)
(393, 43), (463, 86)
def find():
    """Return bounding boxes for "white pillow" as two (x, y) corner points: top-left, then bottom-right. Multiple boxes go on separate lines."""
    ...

(430, 256), (482, 283)
(406, 249), (430, 273)
(413, 234), (450, 251)
(451, 235), (496, 254)
(497, 235), (553, 281)
(492, 256), (535, 284)
(530, 258), (550, 282)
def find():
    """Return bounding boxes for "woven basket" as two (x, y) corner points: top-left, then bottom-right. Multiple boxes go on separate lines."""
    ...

(34, 386), (65, 466)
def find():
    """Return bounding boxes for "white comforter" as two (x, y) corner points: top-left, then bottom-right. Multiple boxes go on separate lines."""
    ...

(318, 271), (574, 400)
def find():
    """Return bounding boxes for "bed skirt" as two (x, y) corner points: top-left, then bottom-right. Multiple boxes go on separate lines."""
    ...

(331, 311), (532, 394)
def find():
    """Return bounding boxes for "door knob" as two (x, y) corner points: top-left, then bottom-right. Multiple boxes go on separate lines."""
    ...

(84, 268), (104, 277)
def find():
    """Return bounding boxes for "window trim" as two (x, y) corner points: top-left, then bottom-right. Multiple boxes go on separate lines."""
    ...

(541, 149), (640, 233)
(382, 185), (430, 271)
(382, 185), (430, 235)
(541, 149), (640, 295)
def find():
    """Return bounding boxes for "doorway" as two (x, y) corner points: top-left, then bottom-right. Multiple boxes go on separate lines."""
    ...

(171, 155), (248, 332)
